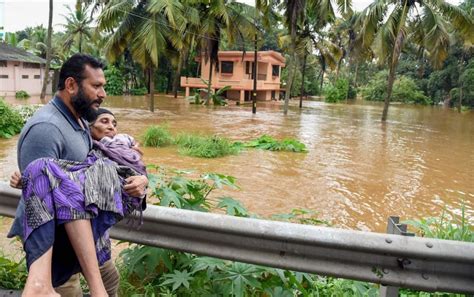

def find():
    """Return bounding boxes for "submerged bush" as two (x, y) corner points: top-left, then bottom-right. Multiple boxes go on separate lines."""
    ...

(130, 87), (147, 96)
(142, 125), (173, 147)
(15, 90), (30, 99)
(360, 71), (431, 105)
(244, 134), (307, 152)
(175, 133), (240, 158)
(324, 78), (349, 103)
(0, 99), (24, 138)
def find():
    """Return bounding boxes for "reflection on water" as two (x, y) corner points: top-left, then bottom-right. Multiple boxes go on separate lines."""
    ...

(1, 95), (473, 232)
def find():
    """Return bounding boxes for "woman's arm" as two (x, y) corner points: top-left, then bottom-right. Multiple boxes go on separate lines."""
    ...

(123, 175), (148, 197)
(10, 171), (22, 189)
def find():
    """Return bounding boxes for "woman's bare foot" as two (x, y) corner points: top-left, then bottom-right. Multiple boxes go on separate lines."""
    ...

(22, 277), (60, 297)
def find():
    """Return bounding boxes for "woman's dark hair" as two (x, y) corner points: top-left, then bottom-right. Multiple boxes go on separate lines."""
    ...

(57, 54), (105, 90)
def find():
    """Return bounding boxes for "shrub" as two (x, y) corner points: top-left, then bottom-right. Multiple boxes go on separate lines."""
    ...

(393, 76), (432, 105)
(130, 87), (147, 96)
(360, 71), (431, 105)
(15, 90), (30, 99)
(14, 104), (41, 123)
(142, 125), (173, 147)
(0, 255), (28, 290)
(324, 78), (349, 103)
(104, 65), (124, 96)
(244, 135), (307, 152)
(175, 133), (240, 158)
(0, 99), (24, 138)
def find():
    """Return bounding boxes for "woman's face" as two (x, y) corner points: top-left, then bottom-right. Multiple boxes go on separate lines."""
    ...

(91, 113), (117, 140)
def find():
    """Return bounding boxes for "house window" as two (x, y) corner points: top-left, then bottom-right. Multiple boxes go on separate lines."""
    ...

(0, 60), (7, 67)
(272, 65), (280, 77)
(23, 62), (41, 69)
(34, 75), (41, 79)
(221, 61), (233, 74)
(0, 75), (8, 79)
(22, 75), (29, 79)
(246, 61), (255, 78)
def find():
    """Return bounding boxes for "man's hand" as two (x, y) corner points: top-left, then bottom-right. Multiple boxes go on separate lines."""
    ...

(123, 175), (148, 197)
(10, 171), (22, 189)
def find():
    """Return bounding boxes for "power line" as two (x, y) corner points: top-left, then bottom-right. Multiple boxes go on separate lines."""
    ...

(109, 6), (256, 44)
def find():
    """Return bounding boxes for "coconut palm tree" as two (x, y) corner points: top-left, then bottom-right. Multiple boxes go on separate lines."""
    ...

(61, 2), (94, 53)
(166, 3), (200, 98)
(258, 0), (352, 114)
(16, 26), (48, 57)
(98, 0), (184, 112)
(196, 0), (256, 105)
(357, 0), (473, 121)
(40, 0), (53, 102)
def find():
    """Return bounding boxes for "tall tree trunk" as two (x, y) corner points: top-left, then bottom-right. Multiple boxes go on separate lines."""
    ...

(353, 63), (359, 87)
(166, 69), (172, 94)
(299, 52), (307, 109)
(79, 34), (82, 53)
(284, 42), (297, 115)
(458, 86), (463, 113)
(382, 29), (405, 122)
(172, 50), (187, 98)
(319, 69), (324, 94)
(40, 0), (53, 102)
(205, 60), (213, 105)
(335, 59), (342, 81)
(149, 66), (155, 112)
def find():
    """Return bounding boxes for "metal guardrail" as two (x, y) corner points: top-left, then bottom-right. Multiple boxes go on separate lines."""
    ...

(0, 182), (473, 294)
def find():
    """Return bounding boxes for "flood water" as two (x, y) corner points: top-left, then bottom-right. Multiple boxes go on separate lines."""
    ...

(1, 95), (473, 233)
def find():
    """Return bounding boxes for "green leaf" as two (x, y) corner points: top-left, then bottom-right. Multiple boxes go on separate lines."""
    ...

(264, 287), (294, 297)
(161, 269), (194, 291)
(157, 187), (183, 208)
(217, 197), (249, 217)
(191, 257), (226, 274)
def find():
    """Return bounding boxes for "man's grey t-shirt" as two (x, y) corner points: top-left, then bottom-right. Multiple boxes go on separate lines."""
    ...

(8, 96), (92, 238)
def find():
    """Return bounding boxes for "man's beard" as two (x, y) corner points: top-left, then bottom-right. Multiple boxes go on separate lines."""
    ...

(71, 86), (103, 122)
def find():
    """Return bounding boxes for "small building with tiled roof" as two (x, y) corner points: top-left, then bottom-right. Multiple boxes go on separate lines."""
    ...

(0, 42), (53, 96)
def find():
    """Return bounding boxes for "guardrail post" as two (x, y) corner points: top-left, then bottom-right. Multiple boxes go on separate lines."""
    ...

(380, 216), (415, 297)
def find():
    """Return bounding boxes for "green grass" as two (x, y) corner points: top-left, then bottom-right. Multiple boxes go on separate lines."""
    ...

(244, 134), (308, 152)
(142, 125), (174, 147)
(404, 202), (473, 242)
(175, 133), (241, 158)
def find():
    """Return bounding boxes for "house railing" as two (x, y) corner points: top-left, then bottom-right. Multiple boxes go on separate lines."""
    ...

(0, 182), (472, 295)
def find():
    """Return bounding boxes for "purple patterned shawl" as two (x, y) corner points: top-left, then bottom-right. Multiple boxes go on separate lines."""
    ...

(21, 149), (144, 286)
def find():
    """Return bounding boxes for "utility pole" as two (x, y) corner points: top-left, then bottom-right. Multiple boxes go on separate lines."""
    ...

(252, 33), (257, 114)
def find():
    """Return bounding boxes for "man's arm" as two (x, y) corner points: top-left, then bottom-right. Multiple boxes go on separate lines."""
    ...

(19, 123), (63, 171)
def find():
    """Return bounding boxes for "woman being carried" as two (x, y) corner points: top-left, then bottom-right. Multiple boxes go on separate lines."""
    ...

(11, 108), (146, 297)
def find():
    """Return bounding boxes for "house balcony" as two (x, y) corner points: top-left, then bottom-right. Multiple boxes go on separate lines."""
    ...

(181, 76), (281, 91)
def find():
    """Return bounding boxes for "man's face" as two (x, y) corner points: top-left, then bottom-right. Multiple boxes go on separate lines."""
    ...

(71, 65), (106, 122)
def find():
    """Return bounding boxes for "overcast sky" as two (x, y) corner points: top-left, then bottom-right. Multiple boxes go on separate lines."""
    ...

(0, 0), (459, 33)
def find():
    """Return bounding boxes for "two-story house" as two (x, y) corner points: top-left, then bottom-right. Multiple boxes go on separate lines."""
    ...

(0, 42), (52, 96)
(180, 51), (285, 103)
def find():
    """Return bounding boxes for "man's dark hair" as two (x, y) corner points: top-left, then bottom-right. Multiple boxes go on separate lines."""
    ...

(57, 54), (104, 90)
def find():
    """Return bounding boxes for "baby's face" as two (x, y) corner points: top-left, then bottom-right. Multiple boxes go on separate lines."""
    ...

(91, 113), (117, 140)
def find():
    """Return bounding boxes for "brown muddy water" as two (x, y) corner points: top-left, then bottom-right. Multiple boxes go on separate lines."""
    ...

(1, 95), (473, 237)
